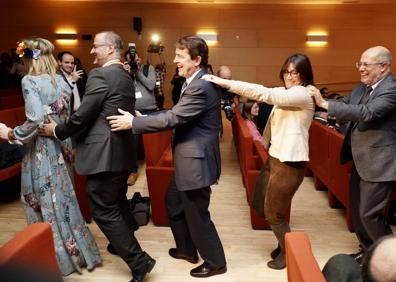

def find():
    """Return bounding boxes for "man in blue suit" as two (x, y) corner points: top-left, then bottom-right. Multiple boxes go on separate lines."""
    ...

(108, 35), (227, 278)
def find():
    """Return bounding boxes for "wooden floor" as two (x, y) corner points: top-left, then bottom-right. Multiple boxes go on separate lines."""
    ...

(1, 117), (392, 282)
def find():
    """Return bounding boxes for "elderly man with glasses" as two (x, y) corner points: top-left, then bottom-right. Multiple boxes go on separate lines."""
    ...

(308, 46), (396, 264)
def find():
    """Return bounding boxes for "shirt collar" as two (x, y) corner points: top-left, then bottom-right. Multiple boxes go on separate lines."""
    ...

(102, 59), (123, 68)
(185, 68), (202, 86)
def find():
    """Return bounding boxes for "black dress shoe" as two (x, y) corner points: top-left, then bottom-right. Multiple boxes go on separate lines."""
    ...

(130, 258), (156, 282)
(169, 248), (198, 264)
(107, 243), (119, 256)
(190, 262), (227, 278)
(349, 250), (364, 264)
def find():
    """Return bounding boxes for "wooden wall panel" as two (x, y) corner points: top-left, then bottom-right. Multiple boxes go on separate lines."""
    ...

(1, 1), (396, 106)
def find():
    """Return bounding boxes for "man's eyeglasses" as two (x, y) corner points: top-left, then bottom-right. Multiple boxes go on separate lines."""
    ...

(91, 43), (109, 50)
(283, 70), (299, 77)
(355, 62), (385, 69)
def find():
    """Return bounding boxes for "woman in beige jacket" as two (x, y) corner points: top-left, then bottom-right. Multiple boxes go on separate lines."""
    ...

(203, 53), (315, 269)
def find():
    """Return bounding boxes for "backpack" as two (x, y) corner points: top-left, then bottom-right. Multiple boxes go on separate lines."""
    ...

(129, 192), (151, 226)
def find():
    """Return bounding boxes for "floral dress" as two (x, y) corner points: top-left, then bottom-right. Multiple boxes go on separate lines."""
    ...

(13, 74), (102, 276)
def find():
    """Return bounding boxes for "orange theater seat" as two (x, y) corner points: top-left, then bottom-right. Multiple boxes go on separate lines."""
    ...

(285, 232), (326, 282)
(142, 130), (173, 226)
(0, 222), (62, 281)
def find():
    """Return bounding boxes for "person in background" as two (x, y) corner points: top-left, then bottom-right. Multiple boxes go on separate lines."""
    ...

(308, 46), (396, 265)
(57, 51), (85, 114)
(362, 235), (396, 282)
(0, 36), (101, 276)
(171, 66), (186, 105)
(203, 53), (315, 269)
(124, 50), (157, 186)
(241, 99), (264, 145)
(154, 62), (166, 110)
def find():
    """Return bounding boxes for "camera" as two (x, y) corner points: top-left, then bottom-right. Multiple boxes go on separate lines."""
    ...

(220, 88), (234, 121)
(147, 42), (164, 54)
(222, 99), (234, 121)
(128, 43), (138, 72)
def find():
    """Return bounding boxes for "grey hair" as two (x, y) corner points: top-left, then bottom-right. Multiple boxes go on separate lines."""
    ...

(98, 31), (124, 57)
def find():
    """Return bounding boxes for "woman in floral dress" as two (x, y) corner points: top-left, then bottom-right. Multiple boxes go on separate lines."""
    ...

(2, 37), (101, 275)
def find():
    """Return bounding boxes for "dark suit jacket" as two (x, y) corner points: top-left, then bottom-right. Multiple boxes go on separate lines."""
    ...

(328, 73), (396, 182)
(133, 69), (221, 191)
(55, 64), (136, 175)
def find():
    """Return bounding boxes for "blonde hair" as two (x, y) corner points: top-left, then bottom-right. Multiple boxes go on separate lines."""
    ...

(21, 37), (58, 85)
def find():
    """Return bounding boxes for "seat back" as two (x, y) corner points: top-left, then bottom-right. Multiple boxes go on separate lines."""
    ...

(285, 232), (326, 282)
(0, 222), (62, 280)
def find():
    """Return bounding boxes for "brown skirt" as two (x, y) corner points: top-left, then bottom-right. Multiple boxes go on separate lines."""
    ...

(251, 156), (306, 225)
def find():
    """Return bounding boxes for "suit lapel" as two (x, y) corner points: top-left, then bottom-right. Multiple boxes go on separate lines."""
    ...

(180, 69), (206, 98)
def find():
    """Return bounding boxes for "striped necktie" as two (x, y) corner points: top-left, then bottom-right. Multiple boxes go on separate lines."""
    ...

(359, 86), (373, 104)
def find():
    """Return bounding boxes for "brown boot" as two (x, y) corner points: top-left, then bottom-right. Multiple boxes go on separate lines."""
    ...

(267, 222), (290, 270)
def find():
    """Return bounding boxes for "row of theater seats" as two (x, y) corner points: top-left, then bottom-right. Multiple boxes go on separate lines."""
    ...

(231, 109), (291, 230)
(308, 120), (396, 231)
(0, 106), (24, 182)
(0, 221), (318, 282)
(0, 89), (24, 110)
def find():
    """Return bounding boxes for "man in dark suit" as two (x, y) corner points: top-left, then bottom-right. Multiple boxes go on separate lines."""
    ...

(107, 36), (227, 278)
(309, 46), (396, 263)
(40, 31), (155, 282)
(57, 51), (86, 113)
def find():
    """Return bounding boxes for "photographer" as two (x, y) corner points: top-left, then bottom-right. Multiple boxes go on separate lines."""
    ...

(217, 66), (235, 121)
(124, 50), (157, 114)
(123, 48), (157, 186)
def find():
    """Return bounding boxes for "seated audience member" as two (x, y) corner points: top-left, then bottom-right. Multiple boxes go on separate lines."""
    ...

(362, 235), (396, 282)
(322, 254), (362, 282)
(0, 143), (25, 169)
(241, 99), (264, 145)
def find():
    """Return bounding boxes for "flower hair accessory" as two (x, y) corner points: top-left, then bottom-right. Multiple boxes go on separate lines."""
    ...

(16, 42), (41, 60)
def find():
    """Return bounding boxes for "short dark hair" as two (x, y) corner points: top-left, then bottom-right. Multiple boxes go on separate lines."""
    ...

(279, 53), (314, 87)
(176, 36), (208, 68)
(57, 51), (73, 62)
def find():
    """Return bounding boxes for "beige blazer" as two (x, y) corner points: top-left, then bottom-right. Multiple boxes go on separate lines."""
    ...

(229, 81), (314, 162)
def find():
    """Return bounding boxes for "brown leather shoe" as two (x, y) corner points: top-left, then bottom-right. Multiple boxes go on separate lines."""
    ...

(169, 248), (198, 264)
(127, 172), (138, 185)
(190, 262), (227, 278)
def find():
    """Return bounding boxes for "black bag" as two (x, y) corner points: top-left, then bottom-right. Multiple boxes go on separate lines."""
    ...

(129, 192), (151, 226)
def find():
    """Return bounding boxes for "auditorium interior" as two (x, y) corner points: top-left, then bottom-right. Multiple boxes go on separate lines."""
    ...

(1, 0), (396, 281)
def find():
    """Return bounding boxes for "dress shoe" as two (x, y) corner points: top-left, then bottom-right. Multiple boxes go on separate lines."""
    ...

(130, 258), (156, 282)
(127, 172), (138, 185)
(107, 243), (119, 256)
(349, 250), (364, 265)
(190, 262), (227, 278)
(169, 248), (198, 264)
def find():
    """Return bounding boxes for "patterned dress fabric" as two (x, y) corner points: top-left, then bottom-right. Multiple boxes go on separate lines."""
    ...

(14, 74), (101, 276)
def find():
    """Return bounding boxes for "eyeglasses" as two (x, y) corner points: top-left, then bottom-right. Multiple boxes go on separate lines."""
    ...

(283, 70), (299, 77)
(355, 62), (385, 69)
(91, 43), (109, 50)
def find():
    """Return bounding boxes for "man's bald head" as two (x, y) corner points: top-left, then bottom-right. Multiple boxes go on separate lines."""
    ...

(363, 235), (396, 282)
(217, 65), (232, 80)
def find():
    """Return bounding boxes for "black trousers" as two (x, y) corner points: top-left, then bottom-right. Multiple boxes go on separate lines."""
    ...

(349, 164), (394, 250)
(165, 176), (226, 268)
(86, 171), (149, 273)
